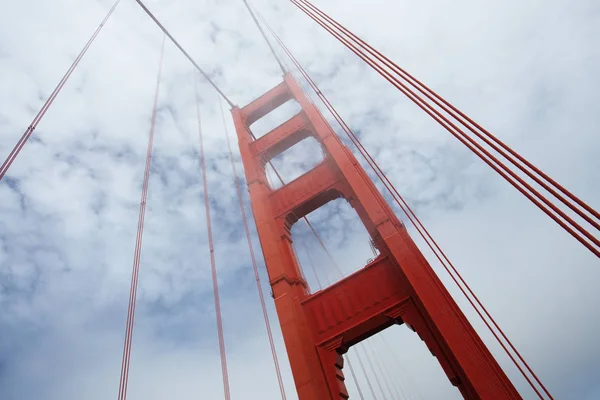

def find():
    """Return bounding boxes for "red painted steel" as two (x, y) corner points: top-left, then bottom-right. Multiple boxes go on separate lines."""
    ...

(246, 9), (549, 397)
(232, 74), (521, 399)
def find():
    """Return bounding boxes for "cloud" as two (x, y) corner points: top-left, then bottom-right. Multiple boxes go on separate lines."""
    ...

(0, 0), (599, 399)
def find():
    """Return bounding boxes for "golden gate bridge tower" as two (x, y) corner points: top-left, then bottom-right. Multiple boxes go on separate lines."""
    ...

(2, 0), (599, 399)
(232, 73), (518, 398)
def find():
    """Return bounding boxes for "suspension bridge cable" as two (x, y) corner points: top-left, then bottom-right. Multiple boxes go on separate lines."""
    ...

(0, 0), (121, 182)
(219, 98), (288, 399)
(360, 343), (388, 400)
(134, 0), (234, 108)
(289, 0), (599, 262)
(240, 0), (286, 74)
(293, 0), (600, 229)
(380, 336), (423, 400)
(354, 346), (379, 400)
(366, 341), (401, 400)
(301, 241), (323, 290)
(194, 75), (231, 400)
(117, 34), (165, 400)
(345, 353), (366, 400)
(248, 4), (554, 398)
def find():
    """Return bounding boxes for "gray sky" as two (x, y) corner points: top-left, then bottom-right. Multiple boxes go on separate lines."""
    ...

(0, 0), (599, 399)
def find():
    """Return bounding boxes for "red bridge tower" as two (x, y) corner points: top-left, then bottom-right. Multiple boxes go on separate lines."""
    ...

(232, 74), (520, 399)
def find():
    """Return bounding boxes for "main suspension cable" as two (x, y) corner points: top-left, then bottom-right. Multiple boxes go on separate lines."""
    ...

(240, 0), (286, 74)
(219, 98), (287, 399)
(117, 34), (165, 400)
(134, 0), (234, 108)
(289, 0), (599, 261)
(0, 0), (121, 181)
(295, 0), (599, 228)
(195, 76), (231, 400)
(249, 3), (553, 398)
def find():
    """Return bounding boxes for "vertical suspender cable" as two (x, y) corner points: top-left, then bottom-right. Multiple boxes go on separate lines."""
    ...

(219, 98), (287, 399)
(195, 76), (231, 400)
(360, 343), (387, 400)
(346, 353), (366, 400)
(0, 0), (121, 181)
(354, 347), (379, 400)
(380, 336), (423, 400)
(366, 341), (400, 400)
(302, 241), (323, 290)
(117, 34), (165, 400)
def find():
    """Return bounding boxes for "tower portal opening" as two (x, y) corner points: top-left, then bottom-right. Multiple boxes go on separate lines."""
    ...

(291, 197), (377, 293)
(249, 98), (302, 139)
(265, 136), (325, 190)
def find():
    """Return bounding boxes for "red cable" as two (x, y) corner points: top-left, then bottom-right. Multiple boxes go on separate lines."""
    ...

(302, 241), (323, 290)
(290, 0), (599, 260)
(380, 336), (421, 400)
(134, 0), (234, 108)
(195, 77), (231, 400)
(354, 347), (379, 400)
(366, 341), (399, 400)
(117, 34), (165, 400)
(295, 0), (600, 228)
(219, 99), (287, 399)
(0, 0), (121, 181)
(360, 344), (386, 399)
(346, 354), (366, 400)
(250, 5), (553, 398)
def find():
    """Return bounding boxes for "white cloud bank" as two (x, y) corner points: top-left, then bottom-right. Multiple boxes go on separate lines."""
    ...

(0, 0), (598, 399)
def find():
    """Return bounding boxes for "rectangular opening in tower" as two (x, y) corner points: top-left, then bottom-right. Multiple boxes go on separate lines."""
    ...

(265, 136), (326, 190)
(249, 98), (302, 139)
(291, 198), (379, 293)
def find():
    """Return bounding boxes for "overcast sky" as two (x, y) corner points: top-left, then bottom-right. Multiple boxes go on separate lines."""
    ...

(0, 0), (599, 399)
